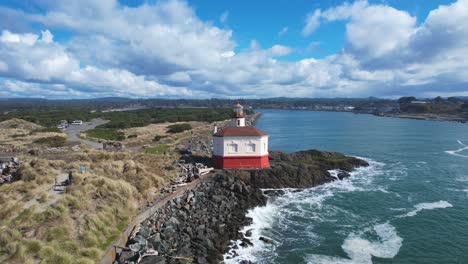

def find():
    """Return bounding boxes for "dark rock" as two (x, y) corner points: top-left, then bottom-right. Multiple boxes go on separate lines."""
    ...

(139, 255), (166, 264)
(240, 238), (253, 247)
(259, 236), (274, 244)
(197, 256), (208, 264)
(337, 170), (351, 180)
(138, 225), (151, 237)
(118, 250), (136, 262)
(262, 189), (285, 197)
(117, 149), (368, 264)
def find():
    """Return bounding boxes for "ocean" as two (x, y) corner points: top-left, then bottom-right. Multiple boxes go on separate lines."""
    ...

(225, 110), (468, 264)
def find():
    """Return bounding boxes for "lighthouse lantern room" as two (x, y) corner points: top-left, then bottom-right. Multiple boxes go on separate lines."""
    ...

(212, 104), (269, 169)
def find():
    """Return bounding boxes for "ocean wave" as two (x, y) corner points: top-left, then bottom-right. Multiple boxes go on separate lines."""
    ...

(224, 158), (385, 263)
(305, 223), (402, 264)
(224, 201), (279, 263)
(445, 140), (468, 158)
(399, 200), (453, 218)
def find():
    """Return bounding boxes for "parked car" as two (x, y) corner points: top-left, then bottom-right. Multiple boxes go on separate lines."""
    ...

(71, 120), (83, 125)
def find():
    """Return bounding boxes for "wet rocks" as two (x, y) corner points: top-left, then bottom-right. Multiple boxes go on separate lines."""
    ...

(115, 150), (368, 264)
(259, 236), (274, 244)
(116, 173), (267, 264)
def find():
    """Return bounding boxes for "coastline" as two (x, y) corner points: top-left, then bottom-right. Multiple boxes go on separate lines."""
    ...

(259, 108), (467, 124)
(371, 112), (467, 123)
(114, 150), (369, 263)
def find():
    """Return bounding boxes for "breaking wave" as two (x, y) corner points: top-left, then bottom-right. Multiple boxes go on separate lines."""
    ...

(224, 159), (385, 263)
(306, 223), (402, 264)
(399, 200), (453, 218)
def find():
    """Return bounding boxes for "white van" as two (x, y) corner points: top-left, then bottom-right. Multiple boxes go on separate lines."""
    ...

(71, 120), (83, 125)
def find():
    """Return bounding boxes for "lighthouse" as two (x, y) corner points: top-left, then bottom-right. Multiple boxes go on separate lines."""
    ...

(212, 104), (270, 169)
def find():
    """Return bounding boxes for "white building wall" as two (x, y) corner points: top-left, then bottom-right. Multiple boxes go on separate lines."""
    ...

(230, 118), (246, 127)
(213, 135), (269, 157)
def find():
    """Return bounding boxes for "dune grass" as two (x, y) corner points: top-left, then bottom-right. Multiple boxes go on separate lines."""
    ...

(145, 144), (170, 155)
(0, 149), (175, 263)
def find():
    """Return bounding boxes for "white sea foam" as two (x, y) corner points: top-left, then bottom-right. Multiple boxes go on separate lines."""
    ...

(400, 200), (453, 217)
(306, 223), (402, 264)
(224, 202), (278, 263)
(445, 140), (468, 158)
(224, 158), (386, 262)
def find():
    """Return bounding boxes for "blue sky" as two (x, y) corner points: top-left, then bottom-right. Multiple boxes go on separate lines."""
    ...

(0, 0), (467, 98)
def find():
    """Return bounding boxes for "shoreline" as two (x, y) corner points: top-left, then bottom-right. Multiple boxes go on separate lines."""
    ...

(255, 108), (467, 124)
(114, 150), (369, 263)
(371, 112), (467, 123)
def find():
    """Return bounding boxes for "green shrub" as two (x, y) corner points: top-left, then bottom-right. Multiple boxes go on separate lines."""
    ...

(153, 135), (167, 142)
(166, 123), (192, 134)
(33, 136), (66, 147)
(85, 128), (125, 141)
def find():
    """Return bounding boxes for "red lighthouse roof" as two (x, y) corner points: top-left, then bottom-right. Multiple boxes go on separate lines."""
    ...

(213, 126), (267, 137)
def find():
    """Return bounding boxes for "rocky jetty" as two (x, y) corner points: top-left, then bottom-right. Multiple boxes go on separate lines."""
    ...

(115, 150), (368, 264)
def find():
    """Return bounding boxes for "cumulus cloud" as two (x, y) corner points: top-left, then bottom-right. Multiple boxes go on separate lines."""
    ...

(0, 28), (190, 98)
(0, 0), (467, 98)
(268, 45), (293, 57)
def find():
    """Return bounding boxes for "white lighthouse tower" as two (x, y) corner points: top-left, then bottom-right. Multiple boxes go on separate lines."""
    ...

(212, 103), (269, 169)
(231, 103), (246, 127)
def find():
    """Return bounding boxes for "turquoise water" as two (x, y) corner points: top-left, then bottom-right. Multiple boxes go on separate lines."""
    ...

(226, 110), (468, 264)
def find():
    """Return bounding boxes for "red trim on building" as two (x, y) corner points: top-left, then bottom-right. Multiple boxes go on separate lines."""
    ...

(212, 155), (269, 169)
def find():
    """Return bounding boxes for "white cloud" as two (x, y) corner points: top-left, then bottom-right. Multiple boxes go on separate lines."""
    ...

(269, 45), (292, 57)
(40, 30), (53, 43)
(302, 9), (321, 36)
(0, 30), (38, 45)
(0, 0), (468, 98)
(318, 1), (416, 60)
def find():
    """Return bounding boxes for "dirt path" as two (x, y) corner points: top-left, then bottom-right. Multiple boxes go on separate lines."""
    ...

(23, 172), (70, 213)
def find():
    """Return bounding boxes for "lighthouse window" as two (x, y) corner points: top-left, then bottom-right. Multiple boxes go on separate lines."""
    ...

(237, 120), (240, 126)
(247, 143), (256, 153)
(228, 143), (238, 153)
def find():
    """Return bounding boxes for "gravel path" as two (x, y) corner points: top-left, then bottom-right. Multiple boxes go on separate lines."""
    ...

(63, 118), (108, 149)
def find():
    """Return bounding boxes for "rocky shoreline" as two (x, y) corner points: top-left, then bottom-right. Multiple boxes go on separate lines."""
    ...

(115, 150), (368, 264)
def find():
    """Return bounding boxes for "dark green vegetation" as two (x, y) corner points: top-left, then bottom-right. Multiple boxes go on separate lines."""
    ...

(0, 109), (96, 127)
(31, 127), (62, 134)
(85, 128), (126, 141)
(398, 96), (468, 116)
(86, 108), (229, 140)
(33, 136), (67, 147)
(98, 108), (232, 129)
(166, 123), (192, 134)
(0, 107), (235, 141)
(153, 135), (167, 142)
(1, 108), (232, 128)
